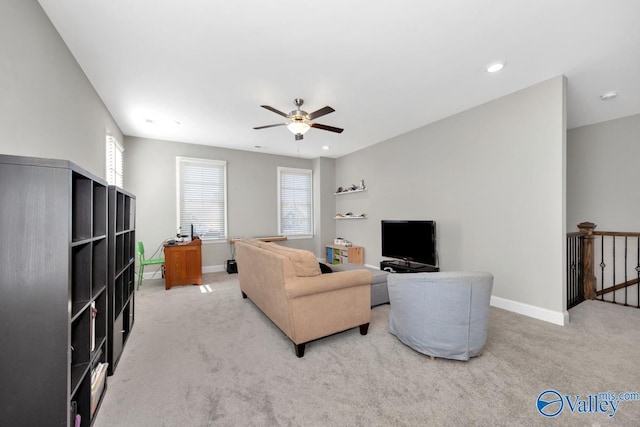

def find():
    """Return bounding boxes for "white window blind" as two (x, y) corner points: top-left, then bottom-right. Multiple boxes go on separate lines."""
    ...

(176, 157), (227, 241)
(106, 135), (124, 188)
(278, 167), (313, 237)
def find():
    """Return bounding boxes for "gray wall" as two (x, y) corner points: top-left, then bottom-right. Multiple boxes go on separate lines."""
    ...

(124, 137), (317, 270)
(313, 157), (336, 257)
(335, 76), (567, 320)
(567, 113), (640, 232)
(0, 0), (122, 178)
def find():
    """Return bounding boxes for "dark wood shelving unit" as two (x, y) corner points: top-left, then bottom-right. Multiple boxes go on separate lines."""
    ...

(107, 186), (136, 375)
(0, 154), (108, 427)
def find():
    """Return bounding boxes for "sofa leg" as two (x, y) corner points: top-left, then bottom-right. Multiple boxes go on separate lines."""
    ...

(295, 343), (306, 358)
(359, 323), (369, 335)
(241, 291), (247, 299)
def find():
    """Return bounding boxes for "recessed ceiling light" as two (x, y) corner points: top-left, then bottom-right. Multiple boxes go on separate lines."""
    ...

(486, 62), (506, 73)
(322, 145), (330, 150)
(601, 91), (618, 101)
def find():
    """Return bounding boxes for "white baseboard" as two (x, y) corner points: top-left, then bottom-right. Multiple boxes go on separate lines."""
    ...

(141, 269), (163, 280)
(203, 265), (225, 273)
(490, 296), (569, 326)
(142, 264), (225, 279)
(142, 261), (570, 326)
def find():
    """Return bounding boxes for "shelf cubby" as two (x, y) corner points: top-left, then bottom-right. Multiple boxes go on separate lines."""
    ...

(72, 243), (92, 317)
(93, 182), (107, 237)
(115, 192), (125, 232)
(72, 173), (93, 241)
(92, 239), (107, 295)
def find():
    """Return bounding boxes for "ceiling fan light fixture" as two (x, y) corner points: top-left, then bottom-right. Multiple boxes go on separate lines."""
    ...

(287, 121), (311, 135)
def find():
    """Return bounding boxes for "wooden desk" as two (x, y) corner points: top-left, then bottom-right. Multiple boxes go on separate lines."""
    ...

(164, 238), (202, 290)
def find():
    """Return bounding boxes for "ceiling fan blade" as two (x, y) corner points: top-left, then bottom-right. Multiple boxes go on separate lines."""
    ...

(308, 106), (335, 120)
(311, 123), (344, 133)
(260, 105), (289, 118)
(253, 123), (287, 130)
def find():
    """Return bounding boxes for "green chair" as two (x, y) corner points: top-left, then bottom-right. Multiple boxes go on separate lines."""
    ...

(136, 241), (165, 290)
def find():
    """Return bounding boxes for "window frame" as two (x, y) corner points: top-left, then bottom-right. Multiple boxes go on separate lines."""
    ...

(176, 156), (228, 243)
(277, 166), (314, 239)
(106, 135), (124, 188)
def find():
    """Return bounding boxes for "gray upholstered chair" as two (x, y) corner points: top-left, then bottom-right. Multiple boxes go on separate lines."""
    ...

(388, 271), (493, 361)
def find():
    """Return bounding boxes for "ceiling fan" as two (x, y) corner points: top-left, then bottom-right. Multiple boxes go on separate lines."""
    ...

(254, 98), (344, 141)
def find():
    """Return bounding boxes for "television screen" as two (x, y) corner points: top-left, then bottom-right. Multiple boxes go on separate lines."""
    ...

(381, 220), (436, 266)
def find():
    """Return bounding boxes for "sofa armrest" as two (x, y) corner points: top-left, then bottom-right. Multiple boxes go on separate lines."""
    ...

(285, 270), (373, 299)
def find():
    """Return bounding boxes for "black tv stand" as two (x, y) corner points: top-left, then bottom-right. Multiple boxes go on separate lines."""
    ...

(380, 260), (439, 274)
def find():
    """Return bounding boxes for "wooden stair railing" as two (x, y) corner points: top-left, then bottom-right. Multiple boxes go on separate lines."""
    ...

(577, 222), (597, 300)
(572, 222), (640, 308)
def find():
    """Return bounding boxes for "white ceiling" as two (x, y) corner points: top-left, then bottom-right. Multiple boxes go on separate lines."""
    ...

(38, 0), (640, 159)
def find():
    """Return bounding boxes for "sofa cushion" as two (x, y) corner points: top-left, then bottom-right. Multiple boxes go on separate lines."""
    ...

(330, 263), (388, 285)
(253, 241), (321, 277)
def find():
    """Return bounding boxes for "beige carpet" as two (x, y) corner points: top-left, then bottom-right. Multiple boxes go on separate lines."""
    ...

(95, 272), (640, 426)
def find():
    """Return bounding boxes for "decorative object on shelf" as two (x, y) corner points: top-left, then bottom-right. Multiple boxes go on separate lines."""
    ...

(334, 213), (367, 219)
(334, 238), (352, 247)
(334, 181), (367, 195)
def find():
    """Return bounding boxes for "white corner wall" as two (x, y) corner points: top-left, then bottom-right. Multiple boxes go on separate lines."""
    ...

(335, 76), (567, 324)
(567, 113), (640, 232)
(0, 1), (122, 178)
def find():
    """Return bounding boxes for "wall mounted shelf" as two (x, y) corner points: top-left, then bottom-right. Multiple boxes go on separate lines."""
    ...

(334, 188), (366, 196)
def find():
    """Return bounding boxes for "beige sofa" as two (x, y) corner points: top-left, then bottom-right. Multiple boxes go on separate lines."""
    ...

(235, 240), (372, 357)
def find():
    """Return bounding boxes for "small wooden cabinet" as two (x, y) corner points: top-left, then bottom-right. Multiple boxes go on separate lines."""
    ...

(164, 239), (203, 289)
(325, 244), (364, 265)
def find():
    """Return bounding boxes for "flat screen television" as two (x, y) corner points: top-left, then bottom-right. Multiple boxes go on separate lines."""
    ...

(381, 220), (436, 266)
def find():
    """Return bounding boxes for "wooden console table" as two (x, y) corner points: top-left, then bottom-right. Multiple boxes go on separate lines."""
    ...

(164, 238), (202, 290)
(228, 236), (287, 243)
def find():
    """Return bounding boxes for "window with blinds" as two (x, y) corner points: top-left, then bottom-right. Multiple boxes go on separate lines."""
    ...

(106, 135), (124, 187)
(176, 157), (227, 241)
(278, 167), (313, 237)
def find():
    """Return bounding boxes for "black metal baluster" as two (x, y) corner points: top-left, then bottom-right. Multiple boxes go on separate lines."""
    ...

(566, 234), (585, 309)
(612, 236), (616, 304)
(624, 236), (628, 306)
(600, 235), (605, 301)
